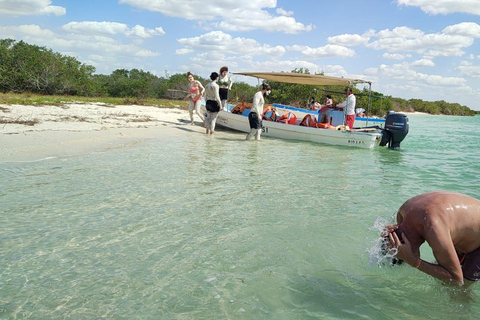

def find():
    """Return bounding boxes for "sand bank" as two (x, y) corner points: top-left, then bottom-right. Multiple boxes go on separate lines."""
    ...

(0, 103), (206, 162)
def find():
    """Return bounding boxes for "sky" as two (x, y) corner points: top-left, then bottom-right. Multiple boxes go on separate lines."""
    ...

(1, 0), (480, 110)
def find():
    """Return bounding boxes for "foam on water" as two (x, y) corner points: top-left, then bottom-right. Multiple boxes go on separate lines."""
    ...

(367, 216), (401, 267)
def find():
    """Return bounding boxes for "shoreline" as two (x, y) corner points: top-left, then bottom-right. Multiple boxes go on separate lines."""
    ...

(0, 102), (436, 162)
(0, 103), (205, 162)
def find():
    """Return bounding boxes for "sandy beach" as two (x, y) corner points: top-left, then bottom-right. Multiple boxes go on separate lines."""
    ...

(0, 103), (206, 162)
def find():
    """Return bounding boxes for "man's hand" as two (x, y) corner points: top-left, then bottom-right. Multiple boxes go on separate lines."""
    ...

(381, 224), (398, 238)
(389, 231), (418, 266)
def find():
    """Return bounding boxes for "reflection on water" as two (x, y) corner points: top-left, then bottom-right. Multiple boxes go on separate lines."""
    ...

(1, 115), (480, 319)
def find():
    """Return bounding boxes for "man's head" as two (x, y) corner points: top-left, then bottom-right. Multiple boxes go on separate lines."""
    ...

(262, 83), (272, 96)
(210, 72), (219, 81)
(380, 228), (404, 266)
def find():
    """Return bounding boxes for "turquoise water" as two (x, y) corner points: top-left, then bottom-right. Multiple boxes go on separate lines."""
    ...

(1, 114), (479, 319)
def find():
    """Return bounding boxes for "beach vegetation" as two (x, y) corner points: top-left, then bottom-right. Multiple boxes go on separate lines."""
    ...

(0, 39), (476, 116)
(0, 116), (40, 126)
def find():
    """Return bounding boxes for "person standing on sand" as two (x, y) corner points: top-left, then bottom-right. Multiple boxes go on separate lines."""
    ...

(246, 83), (271, 141)
(204, 72), (222, 135)
(218, 66), (233, 111)
(336, 87), (356, 130)
(381, 191), (480, 287)
(184, 72), (205, 125)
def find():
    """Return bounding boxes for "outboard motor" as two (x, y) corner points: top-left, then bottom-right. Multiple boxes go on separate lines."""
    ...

(380, 111), (409, 149)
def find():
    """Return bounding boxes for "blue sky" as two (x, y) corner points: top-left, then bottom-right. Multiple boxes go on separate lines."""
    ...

(1, 0), (480, 110)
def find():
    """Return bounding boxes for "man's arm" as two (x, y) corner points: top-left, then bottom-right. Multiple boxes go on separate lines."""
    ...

(391, 231), (464, 286)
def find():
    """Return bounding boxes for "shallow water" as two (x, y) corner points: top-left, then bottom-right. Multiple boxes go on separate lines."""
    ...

(1, 114), (480, 319)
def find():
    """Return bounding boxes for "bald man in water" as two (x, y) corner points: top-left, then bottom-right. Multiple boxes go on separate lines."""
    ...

(383, 191), (480, 286)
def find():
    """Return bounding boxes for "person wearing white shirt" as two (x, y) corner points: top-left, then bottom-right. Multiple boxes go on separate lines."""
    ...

(246, 83), (271, 141)
(337, 88), (356, 130)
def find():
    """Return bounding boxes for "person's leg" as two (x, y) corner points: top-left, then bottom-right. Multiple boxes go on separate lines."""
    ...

(188, 100), (194, 124)
(194, 99), (205, 123)
(346, 114), (355, 129)
(246, 129), (256, 140)
(210, 112), (219, 133)
(255, 129), (261, 140)
(205, 111), (212, 133)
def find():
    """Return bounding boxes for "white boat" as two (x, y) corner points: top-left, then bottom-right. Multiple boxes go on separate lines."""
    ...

(216, 72), (409, 149)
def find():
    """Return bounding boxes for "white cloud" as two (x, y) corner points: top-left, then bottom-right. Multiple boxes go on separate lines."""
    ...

(382, 53), (412, 60)
(62, 21), (165, 38)
(411, 58), (435, 67)
(0, 24), (161, 74)
(177, 31), (286, 57)
(442, 22), (480, 38)
(175, 48), (193, 55)
(119, 0), (312, 34)
(0, 0), (65, 16)
(397, 0), (480, 16)
(0, 24), (56, 38)
(276, 8), (293, 16)
(288, 44), (356, 59)
(135, 50), (160, 57)
(327, 30), (374, 47)
(457, 60), (480, 78)
(367, 26), (474, 57)
(376, 62), (466, 87)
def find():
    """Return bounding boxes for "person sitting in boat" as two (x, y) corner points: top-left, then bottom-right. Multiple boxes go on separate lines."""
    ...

(309, 97), (321, 111)
(300, 114), (317, 127)
(356, 108), (366, 118)
(324, 95), (333, 107)
(316, 113), (335, 129)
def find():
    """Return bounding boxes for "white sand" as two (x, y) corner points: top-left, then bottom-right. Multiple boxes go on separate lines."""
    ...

(0, 103), (206, 162)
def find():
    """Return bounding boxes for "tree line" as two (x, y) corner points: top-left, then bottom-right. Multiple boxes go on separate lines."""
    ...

(0, 39), (476, 116)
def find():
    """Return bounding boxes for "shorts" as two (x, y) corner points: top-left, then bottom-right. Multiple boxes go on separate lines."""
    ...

(205, 100), (220, 113)
(219, 88), (229, 100)
(345, 114), (355, 129)
(458, 246), (480, 281)
(248, 112), (262, 129)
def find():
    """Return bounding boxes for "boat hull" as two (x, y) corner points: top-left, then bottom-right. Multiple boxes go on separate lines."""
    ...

(216, 110), (382, 149)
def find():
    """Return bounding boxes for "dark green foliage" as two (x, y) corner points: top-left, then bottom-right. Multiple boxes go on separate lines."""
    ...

(0, 39), (475, 115)
(230, 82), (258, 104)
(0, 39), (95, 95)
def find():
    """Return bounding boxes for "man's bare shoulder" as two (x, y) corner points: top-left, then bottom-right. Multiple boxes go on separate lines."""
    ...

(399, 191), (480, 221)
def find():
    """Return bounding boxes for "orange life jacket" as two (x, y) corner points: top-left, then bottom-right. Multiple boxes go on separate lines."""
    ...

(276, 112), (297, 124)
(300, 114), (318, 127)
(262, 106), (277, 121)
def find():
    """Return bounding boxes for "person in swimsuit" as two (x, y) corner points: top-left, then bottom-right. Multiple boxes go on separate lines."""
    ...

(189, 82), (201, 102)
(184, 72), (205, 125)
(218, 66), (233, 111)
(382, 191), (480, 286)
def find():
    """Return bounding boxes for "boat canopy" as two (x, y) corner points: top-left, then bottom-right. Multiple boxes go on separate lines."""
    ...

(234, 72), (371, 86)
